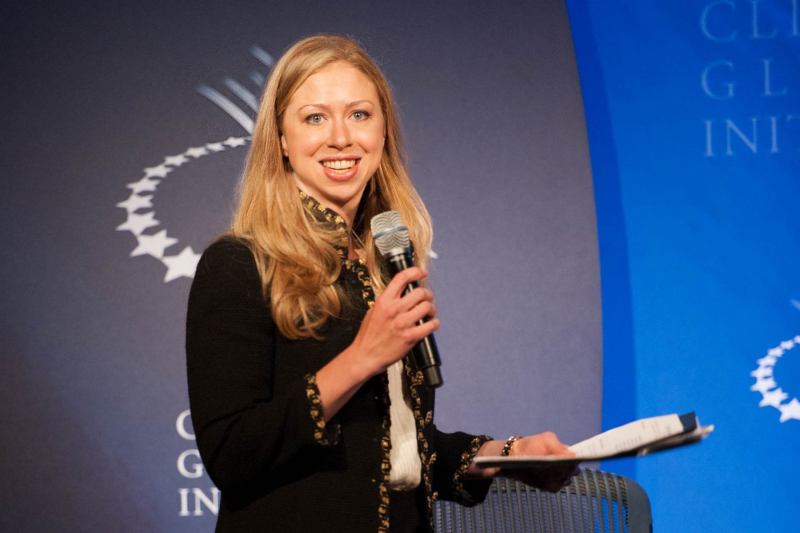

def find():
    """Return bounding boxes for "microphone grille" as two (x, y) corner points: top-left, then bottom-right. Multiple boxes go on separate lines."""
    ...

(370, 211), (410, 257)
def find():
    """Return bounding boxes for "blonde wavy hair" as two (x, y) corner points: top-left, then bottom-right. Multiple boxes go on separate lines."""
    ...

(231, 34), (433, 339)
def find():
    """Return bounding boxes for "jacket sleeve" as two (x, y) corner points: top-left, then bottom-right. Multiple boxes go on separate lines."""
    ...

(431, 427), (493, 506)
(185, 239), (340, 495)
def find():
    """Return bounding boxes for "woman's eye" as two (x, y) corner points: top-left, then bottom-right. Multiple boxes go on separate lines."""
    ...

(352, 110), (370, 121)
(306, 113), (324, 124)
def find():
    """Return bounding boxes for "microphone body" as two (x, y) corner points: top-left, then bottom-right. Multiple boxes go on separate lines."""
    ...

(383, 246), (443, 389)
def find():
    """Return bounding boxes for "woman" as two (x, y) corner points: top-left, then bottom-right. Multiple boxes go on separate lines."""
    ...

(186, 34), (576, 532)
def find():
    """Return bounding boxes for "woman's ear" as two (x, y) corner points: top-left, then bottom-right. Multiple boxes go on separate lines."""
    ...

(280, 134), (289, 157)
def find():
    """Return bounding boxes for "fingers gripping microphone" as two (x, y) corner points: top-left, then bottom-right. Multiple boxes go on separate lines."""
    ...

(371, 211), (443, 388)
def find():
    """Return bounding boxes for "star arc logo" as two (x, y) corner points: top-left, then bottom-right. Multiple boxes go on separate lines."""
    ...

(116, 46), (273, 283)
(751, 335), (800, 423)
(116, 136), (251, 282)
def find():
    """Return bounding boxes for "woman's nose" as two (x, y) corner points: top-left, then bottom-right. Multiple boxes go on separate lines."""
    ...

(327, 117), (352, 149)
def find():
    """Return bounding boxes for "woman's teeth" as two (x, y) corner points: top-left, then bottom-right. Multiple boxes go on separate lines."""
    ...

(322, 160), (357, 170)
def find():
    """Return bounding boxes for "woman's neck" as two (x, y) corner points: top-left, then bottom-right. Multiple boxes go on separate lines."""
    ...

(348, 232), (366, 261)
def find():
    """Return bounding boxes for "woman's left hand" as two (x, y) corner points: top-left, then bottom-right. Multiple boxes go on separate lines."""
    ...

(468, 432), (579, 492)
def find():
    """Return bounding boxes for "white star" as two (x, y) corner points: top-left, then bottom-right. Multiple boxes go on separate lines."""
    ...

(206, 142), (225, 152)
(757, 355), (777, 366)
(750, 366), (773, 380)
(222, 136), (246, 147)
(130, 229), (178, 259)
(127, 176), (160, 194)
(778, 398), (800, 422)
(116, 212), (159, 235)
(144, 164), (171, 178)
(164, 154), (189, 167)
(185, 146), (208, 158)
(760, 388), (788, 408)
(751, 378), (777, 393)
(163, 246), (201, 282)
(116, 193), (153, 213)
(780, 340), (795, 350)
(768, 347), (784, 357)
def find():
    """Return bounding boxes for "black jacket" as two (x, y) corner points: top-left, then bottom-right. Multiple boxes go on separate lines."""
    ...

(187, 216), (490, 532)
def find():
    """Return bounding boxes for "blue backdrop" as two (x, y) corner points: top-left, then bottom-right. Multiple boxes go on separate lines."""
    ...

(567, 1), (800, 531)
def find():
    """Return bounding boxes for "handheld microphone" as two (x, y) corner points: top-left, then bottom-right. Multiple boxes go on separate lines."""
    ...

(370, 211), (443, 389)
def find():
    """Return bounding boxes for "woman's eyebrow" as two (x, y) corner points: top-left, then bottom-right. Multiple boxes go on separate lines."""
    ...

(297, 100), (376, 112)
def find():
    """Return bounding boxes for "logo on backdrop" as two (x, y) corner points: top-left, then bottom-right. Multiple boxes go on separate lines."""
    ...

(115, 46), (273, 282)
(700, 0), (799, 157)
(115, 47), (277, 518)
(176, 409), (220, 517)
(751, 300), (800, 423)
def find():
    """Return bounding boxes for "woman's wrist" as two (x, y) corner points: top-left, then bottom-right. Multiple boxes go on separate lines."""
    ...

(314, 344), (378, 421)
(501, 435), (522, 456)
(339, 342), (382, 382)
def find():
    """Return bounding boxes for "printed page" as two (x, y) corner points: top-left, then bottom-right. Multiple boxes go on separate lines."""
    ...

(568, 413), (691, 457)
(473, 413), (709, 468)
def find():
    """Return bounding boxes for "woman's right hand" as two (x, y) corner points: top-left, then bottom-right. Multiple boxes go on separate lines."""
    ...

(315, 267), (439, 420)
(350, 266), (440, 378)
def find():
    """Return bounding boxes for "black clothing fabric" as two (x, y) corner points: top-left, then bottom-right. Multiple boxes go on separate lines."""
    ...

(186, 199), (491, 532)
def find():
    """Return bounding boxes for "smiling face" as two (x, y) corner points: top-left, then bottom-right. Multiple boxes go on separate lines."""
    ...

(280, 61), (386, 224)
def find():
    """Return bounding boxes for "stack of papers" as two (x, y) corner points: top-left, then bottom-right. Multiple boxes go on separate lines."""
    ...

(475, 412), (714, 468)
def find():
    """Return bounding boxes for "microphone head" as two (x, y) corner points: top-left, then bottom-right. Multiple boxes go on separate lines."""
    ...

(370, 211), (410, 257)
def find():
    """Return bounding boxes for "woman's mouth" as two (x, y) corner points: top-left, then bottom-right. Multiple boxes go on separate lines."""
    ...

(321, 159), (360, 180)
